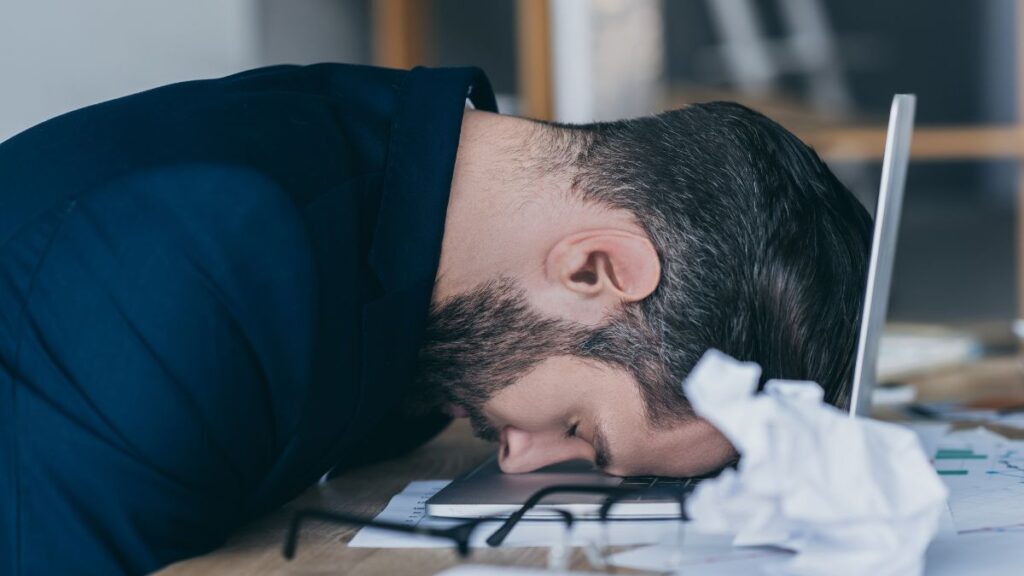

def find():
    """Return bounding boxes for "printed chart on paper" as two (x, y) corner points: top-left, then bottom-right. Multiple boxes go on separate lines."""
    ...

(934, 429), (1024, 533)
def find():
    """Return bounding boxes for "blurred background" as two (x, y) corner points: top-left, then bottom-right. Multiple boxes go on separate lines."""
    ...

(2, 0), (1022, 374)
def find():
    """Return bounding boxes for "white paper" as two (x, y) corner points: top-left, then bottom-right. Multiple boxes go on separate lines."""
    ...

(348, 480), (686, 549)
(910, 401), (1024, 428)
(898, 424), (1024, 535)
(606, 527), (792, 574)
(680, 349), (948, 576)
(435, 566), (592, 576)
(609, 530), (1024, 576)
(923, 531), (1024, 575)
(904, 422), (952, 462)
(933, 427), (1024, 533)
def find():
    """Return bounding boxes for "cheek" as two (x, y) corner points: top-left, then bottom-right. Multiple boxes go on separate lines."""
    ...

(484, 385), (564, 432)
(604, 422), (738, 477)
(484, 357), (594, 429)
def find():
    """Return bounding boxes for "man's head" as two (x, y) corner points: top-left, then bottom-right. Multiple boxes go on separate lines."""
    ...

(416, 102), (872, 477)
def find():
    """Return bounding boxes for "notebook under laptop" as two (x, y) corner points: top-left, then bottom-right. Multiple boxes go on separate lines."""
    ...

(427, 95), (917, 520)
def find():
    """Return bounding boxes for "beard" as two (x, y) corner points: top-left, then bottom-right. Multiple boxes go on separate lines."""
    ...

(412, 277), (677, 441)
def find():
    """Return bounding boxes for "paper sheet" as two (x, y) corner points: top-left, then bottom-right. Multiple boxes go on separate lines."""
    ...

(933, 428), (1024, 533)
(348, 480), (686, 549)
(436, 566), (592, 576)
(910, 401), (1024, 429)
(904, 422), (952, 461)
(608, 531), (1024, 576)
(605, 528), (791, 574)
(923, 531), (1024, 575)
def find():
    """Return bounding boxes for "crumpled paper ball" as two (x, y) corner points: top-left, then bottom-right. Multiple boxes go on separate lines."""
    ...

(683, 349), (948, 576)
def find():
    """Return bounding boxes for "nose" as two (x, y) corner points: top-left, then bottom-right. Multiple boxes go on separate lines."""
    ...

(498, 427), (591, 473)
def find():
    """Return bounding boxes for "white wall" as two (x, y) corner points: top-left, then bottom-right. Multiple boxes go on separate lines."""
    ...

(550, 0), (665, 123)
(0, 0), (260, 141)
(258, 0), (369, 67)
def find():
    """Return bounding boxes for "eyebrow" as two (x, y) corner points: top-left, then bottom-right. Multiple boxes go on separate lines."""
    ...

(592, 424), (613, 470)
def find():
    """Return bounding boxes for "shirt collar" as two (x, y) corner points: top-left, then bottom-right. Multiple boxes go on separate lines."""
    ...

(368, 66), (497, 292)
(353, 67), (497, 438)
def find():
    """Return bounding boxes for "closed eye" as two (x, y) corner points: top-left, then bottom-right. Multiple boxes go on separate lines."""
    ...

(565, 423), (579, 439)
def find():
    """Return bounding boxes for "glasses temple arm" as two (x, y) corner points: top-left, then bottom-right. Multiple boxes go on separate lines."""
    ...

(486, 485), (632, 547)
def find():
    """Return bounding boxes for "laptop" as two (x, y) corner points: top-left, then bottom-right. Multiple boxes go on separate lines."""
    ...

(427, 94), (917, 520)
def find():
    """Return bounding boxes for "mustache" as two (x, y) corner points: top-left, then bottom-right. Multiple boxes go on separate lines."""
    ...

(465, 404), (500, 443)
(468, 409), (499, 440)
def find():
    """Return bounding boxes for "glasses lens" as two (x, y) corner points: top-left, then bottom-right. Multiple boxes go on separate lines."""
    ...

(590, 490), (689, 572)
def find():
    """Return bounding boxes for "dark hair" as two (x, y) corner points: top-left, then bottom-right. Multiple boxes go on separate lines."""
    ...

(564, 102), (872, 416)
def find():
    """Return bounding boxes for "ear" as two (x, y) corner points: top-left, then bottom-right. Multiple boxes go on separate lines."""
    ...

(546, 229), (661, 305)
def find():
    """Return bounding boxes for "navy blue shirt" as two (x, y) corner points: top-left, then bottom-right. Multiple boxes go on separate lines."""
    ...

(0, 64), (497, 575)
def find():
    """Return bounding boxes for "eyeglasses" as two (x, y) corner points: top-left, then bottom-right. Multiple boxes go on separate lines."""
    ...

(485, 484), (690, 571)
(283, 508), (535, 560)
(283, 483), (692, 572)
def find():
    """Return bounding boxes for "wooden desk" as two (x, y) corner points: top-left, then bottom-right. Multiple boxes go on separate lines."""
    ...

(158, 356), (1024, 575)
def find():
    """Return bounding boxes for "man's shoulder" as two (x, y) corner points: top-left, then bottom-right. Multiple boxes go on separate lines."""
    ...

(208, 62), (409, 98)
(0, 63), (408, 246)
(0, 63), (409, 151)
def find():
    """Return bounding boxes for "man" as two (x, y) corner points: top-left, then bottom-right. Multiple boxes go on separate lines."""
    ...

(0, 64), (870, 575)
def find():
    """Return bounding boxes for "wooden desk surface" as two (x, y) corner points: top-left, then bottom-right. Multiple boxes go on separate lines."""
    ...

(158, 356), (1024, 575)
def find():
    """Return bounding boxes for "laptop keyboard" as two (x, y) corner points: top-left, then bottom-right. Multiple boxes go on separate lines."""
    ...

(619, 461), (733, 492)
(616, 469), (728, 500)
(619, 475), (694, 489)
